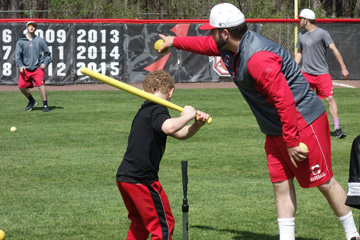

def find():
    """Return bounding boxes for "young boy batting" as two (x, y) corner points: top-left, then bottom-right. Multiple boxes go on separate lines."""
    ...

(116, 70), (209, 240)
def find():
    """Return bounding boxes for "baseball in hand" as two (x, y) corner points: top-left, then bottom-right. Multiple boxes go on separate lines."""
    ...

(154, 39), (168, 54)
(10, 126), (17, 132)
(299, 142), (308, 152)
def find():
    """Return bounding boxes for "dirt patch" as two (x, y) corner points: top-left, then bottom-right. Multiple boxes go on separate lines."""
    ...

(0, 80), (359, 92)
(0, 81), (236, 92)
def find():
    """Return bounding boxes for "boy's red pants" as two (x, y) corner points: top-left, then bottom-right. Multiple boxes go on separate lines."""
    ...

(117, 181), (175, 240)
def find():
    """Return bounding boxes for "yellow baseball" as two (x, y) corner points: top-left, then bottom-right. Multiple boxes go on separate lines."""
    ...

(154, 39), (168, 54)
(299, 142), (308, 151)
(10, 126), (17, 132)
(0, 230), (5, 240)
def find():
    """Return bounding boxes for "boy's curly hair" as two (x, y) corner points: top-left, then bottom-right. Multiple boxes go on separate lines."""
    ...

(143, 70), (175, 94)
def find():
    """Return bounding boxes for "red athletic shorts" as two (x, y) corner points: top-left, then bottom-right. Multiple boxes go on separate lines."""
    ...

(302, 71), (333, 99)
(117, 181), (175, 240)
(265, 112), (333, 188)
(18, 68), (45, 88)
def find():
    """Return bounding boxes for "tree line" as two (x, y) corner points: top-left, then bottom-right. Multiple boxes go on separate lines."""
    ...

(1, 0), (360, 19)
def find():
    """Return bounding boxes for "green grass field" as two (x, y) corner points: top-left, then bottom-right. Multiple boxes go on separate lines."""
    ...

(1, 87), (360, 240)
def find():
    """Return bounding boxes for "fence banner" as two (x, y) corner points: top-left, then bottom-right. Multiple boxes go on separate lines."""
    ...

(0, 23), (75, 84)
(74, 23), (125, 84)
(1, 21), (359, 86)
(0, 22), (126, 85)
(126, 23), (223, 83)
(318, 23), (360, 80)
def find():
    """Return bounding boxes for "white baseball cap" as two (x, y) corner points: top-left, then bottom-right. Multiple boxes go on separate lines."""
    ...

(199, 3), (245, 30)
(298, 9), (316, 20)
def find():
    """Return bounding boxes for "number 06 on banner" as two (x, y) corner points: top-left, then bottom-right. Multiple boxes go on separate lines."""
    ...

(80, 67), (212, 124)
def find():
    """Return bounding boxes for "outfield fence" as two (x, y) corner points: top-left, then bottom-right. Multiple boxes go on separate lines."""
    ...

(1, 19), (359, 85)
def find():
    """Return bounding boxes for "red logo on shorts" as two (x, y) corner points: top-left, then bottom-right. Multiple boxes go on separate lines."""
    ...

(310, 164), (325, 182)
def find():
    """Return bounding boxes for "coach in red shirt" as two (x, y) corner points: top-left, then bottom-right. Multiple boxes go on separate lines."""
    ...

(159, 3), (358, 240)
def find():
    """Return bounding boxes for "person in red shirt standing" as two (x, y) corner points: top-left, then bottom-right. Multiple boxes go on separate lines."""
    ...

(158, 3), (358, 240)
(295, 9), (348, 139)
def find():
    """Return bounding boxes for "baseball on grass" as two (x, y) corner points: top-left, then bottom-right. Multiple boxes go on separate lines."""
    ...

(10, 126), (17, 132)
(0, 230), (5, 240)
(154, 39), (168, 54)
(299, 142), (308, 152)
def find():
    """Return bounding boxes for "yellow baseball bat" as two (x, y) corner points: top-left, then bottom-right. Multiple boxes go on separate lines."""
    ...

(80, 67), (212, 124)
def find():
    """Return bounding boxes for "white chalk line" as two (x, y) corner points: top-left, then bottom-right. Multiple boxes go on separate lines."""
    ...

(333, 82), (357, 88)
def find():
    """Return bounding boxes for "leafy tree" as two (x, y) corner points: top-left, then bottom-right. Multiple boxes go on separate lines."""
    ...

(0, 0), (359, 19)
